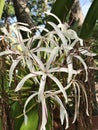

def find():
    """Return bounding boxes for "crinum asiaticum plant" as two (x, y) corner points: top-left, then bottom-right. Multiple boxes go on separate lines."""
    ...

(0, 12), (96, 130)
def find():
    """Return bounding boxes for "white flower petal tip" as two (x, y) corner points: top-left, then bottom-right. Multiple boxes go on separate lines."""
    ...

(15, 87), (19, 92)
(79, 39), (83, 46)
(24, 115), (28, 125)
(86, 111), (89, 116)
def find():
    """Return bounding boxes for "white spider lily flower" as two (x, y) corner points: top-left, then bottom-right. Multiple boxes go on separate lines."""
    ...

(15, 63), (68, 104)
(0, 46), (41, 85)
(0, 13), (93, 130)
(15, 44), (81, 104)
(0, 27), (53, 86)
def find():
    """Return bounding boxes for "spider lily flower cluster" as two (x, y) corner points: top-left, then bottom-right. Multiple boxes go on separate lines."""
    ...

(0, 13), (96, 130)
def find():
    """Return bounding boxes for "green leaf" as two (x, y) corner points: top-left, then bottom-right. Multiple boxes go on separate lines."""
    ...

(12, 102), (24, 130)
(20, 105), (38, 130)
(0, 0), (5, 19)
(80, 0), (98, 39)
(50, 0), (75, 23)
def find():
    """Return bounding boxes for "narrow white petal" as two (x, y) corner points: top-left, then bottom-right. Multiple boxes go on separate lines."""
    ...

(9, 58), (21, 86)
(71, 39), (79, 47)
(46, 46), (59, 70)
(31, 54), (45, 71)
(35, 47), (52, 53)
(24, 115), (28, 125)
(38, 74), (46, 102)
(36, 26), (49, 33)
(18, 26), (31, 33)
(72, 83), (78, 123)
(51, 67), (69, 73)
(48, 67), (61, 73)
(48, 74), (68, 103)
(49, 67), (80, 74)
(79, 82), (89, 116)
(45, 12), (62, 25)
(1, 27), (8, 35)
(23, 92), (38, 124)
(74, 55), (88, 82)
(0, 50), (14, 56)
(66, 29), (78, 39)
(25, 57), (33, 72)
(48, 22), (67, 45)
(67, 55), (73, 83)
(15, 73), (36, 92)
(40, 97), (47, 130)
(27, 35), (42, 48)
(79, 38), (83, 46)
(51, 95), (69, 129)
(15, 22), (29, 26)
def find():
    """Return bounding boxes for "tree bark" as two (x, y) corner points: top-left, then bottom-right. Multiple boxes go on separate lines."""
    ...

(12, 0), (34, 28)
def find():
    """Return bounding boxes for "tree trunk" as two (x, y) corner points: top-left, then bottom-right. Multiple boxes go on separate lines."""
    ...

(12, 0), (34, 28)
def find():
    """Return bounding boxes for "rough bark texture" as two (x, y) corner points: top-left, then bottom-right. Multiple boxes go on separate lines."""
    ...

(12, 0), (34, 28)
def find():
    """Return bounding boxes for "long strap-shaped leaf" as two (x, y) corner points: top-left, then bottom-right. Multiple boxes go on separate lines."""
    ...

(0, 0), (5, 19)
(80, 0), (98, 39)
(50, 0), (75, 22)
(45, 0), (75, 31)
